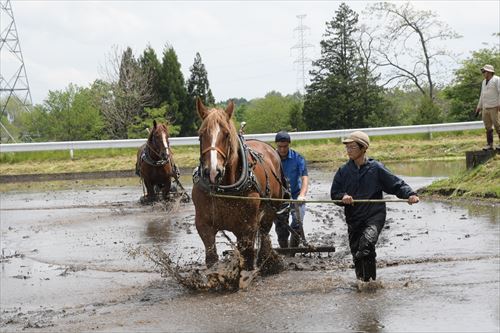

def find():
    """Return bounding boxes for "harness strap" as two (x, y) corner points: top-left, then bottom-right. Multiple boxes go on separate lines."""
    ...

(201, 145), (227, 159)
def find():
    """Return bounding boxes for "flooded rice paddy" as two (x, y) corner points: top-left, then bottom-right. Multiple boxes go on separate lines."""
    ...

(0, 162), (499, 332)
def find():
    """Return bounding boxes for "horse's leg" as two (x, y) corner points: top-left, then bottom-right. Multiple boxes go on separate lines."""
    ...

(144, 179), (156, 202)
(257, 209), (284, 275)
(195, 217), (218, 268)
(161, 178), (171, 201)
(237, 232), (256, 271)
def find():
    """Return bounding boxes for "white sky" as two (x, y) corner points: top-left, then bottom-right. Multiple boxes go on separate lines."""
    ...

(2, 0), (500, 105)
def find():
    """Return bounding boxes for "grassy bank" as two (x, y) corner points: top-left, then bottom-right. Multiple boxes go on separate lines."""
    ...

(420, 155), (500, 199)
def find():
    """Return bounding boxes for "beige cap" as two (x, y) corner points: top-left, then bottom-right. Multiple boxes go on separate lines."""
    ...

(481, 64), (495, 73)
(342, 131), (370, 148)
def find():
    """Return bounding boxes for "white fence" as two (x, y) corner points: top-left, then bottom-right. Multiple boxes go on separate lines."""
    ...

(0, 121), (483, 154)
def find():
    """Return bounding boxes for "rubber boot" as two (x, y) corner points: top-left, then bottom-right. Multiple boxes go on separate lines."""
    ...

(288, 232), (300, 257)
(290, 232), (300, 248)
(483, 130), (493, 150)
(278, 239), (289, 249)
(361, 258), (377, 282)
(354, 259), (363, 280)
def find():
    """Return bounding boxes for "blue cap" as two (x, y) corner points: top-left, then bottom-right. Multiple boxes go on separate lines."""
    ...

(275, 131), (291, 143)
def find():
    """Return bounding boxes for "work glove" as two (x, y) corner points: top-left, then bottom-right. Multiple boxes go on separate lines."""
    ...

(297, 195), (306, 202)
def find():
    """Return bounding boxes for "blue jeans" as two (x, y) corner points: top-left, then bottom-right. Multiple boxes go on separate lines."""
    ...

(274, 203), (306, 241)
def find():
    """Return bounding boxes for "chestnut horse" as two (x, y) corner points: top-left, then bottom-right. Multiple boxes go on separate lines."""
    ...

(192, 98), (287, 273)
(136, 120), (176, 203)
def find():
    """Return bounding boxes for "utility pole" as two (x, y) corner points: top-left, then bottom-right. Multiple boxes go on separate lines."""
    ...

(291, 14), (313, 95)
(1, 0), (33, 142)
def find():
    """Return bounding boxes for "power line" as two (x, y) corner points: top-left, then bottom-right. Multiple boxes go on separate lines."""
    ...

(291, 14), (313, 94)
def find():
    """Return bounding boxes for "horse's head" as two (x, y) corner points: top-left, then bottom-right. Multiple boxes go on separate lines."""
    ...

(148, 120), (170, 161)
(197, 98), (238, 185)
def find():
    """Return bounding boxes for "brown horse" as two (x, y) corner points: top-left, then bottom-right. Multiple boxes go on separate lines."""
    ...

(136, 120), (176, 203)
(192, 98), (287, 273)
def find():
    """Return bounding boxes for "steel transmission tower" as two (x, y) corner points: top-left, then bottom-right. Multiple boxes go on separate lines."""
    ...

(0, 0), (32, 141)
(291, 14), (313, 94)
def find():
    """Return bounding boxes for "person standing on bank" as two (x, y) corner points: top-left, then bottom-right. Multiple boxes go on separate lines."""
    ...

(475, 64), (500, 151)
(330, 131), (419, 282)
(274, 131), (309, 249)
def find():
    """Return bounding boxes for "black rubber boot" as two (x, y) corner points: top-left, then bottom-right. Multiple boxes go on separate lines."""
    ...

(483, 130), (494, 150)
(278, 239), (289, 249)
(354, 259), (363, 280)
(361, 258), (377, 282)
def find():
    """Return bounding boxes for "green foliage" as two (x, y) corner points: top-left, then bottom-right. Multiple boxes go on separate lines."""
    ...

(243, 92), (302, 133)
(443, 47), (500, 122)
(159, 45), (190, 136)
(303, 3), (387, 130)
(414, 96), (444, 124)
(19, 84), (104, 141)
(186, 52), (215, 135)
(138, 45), (162, 108)
(127, 105), (180, 139)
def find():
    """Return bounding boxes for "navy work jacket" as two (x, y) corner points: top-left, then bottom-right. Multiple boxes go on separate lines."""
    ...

(330, 158), (416, 231)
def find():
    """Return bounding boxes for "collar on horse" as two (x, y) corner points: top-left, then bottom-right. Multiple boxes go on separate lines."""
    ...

(141, 142), (170, 167)
(193, 134), (268, 196)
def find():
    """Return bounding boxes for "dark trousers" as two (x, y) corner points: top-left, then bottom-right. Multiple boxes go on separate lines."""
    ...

(348, 214), (385, 281)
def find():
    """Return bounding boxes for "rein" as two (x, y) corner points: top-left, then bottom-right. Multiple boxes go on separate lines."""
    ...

(208, 193), (411, 204)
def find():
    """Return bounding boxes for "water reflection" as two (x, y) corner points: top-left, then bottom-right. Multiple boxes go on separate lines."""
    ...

(385, 159), (465, 177)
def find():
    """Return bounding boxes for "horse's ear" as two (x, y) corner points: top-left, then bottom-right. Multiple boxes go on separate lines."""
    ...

(153, 119), (157, 129)
(225, 100), (234, 119)
(196, 97), (208, 119)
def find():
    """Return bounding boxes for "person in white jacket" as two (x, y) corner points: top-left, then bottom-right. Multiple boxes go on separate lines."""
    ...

(475, 64), (500, 151)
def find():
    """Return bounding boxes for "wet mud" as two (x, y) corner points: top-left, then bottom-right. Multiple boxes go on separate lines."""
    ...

(1, 168), (499, 332)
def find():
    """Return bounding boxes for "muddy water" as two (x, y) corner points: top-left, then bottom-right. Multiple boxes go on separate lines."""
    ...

(1, 164), (499, 332)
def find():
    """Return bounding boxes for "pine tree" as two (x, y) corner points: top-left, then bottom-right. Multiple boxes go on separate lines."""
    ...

(138, 45), (162, 108)
(158, 45), (190, 136)
(303, 3), (385, 130)
(186, 52), (215, 135)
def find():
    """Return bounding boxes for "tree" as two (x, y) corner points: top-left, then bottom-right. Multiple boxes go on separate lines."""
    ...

(444, 44), (500, 122)
(303, 3), (386, 130)
(158, 45), (190, 136)
(100, 46), (157, 139)
(244, 92), (302, 133)
(186, 52), (215, 135)
(138, 45), (162, 108)
(366, 2), (461, 102)
(19, 84), (104, 141)
(127, 105), (180, 139)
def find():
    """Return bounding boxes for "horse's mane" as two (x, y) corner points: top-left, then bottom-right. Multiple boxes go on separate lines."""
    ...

(198, 108), (239, 166)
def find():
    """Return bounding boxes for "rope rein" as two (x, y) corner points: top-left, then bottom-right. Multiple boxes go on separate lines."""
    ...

(209, 193), (411, 204)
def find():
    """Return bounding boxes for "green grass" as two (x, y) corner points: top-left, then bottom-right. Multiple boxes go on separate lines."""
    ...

(421, 155), (500, 199)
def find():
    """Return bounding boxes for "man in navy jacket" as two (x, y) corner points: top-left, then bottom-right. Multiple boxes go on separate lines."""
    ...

(330, 131), (419, 282)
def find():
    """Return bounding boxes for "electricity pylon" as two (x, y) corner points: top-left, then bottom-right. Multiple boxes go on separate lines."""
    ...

(291, 14), (313, 94)
(1, 0), (33, 142)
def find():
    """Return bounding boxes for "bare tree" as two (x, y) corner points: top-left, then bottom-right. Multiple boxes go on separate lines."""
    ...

(98, 46), (156, 139)
(366, 2), (461, 101)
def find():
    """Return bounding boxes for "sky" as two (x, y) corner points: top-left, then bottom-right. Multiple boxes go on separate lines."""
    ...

(2, 0), (499, 105)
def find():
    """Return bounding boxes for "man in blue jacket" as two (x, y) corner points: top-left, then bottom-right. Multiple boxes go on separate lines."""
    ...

(274, 131), (309, 249)
(330, 131), (419, 282)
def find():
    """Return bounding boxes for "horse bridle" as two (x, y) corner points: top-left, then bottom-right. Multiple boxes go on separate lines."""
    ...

(147, 128), (171, 162)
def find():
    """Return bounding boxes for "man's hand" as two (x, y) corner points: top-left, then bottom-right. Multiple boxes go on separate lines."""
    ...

(408, 195), (419, 205)
(475, 108), (482, 117)
(297, 195), (306, 202)
(342, 194), (354, 205)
